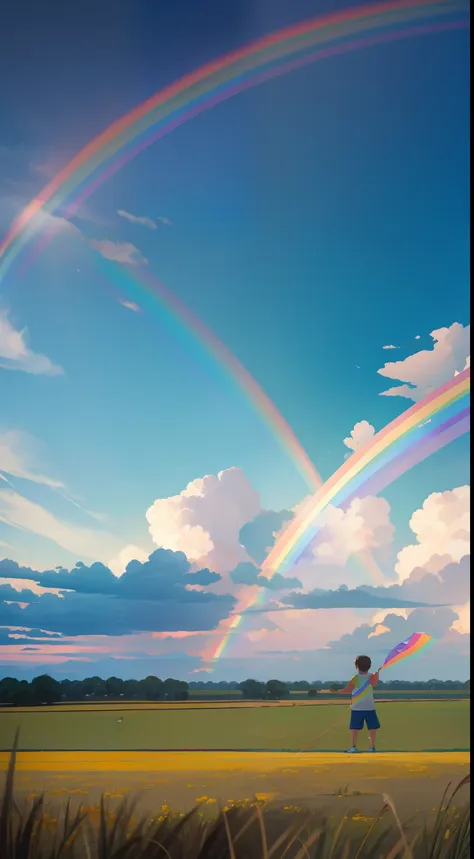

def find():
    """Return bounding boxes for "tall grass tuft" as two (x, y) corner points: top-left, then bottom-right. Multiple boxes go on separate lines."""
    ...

(0, 736), (469, 858)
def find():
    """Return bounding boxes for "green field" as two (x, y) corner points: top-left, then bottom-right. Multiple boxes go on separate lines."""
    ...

(0, 699), (469, 752)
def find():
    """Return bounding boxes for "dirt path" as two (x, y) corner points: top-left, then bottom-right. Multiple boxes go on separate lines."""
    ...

(2, 751), (469, 823)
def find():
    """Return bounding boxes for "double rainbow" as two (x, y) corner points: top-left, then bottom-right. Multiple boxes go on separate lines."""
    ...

(205, 369), (469, 664)
(0, 0), (469, 280)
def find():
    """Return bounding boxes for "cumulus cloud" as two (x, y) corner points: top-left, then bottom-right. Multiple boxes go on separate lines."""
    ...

(117, 209), (157, 230)
(0, 310), (63, 376)
(378, 322), (470, 401)
(396, 486), (470, 582)
(311, 496), (394, 567)
(0, 489), (121, 562)
(343, 420), (376, 453)
(240, 493), (394, 581)
(108, 544), (150, 577)
(0, 430), (63, 488)
(0, 551), (224, 599)
(146, 468), (261, 573)
(89, 239), (147, 266)
(382, 344), (399, 350)
(0, 550), (233, 636)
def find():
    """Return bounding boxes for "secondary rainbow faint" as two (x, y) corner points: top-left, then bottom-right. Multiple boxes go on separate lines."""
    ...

(91, 254), (387, 577)
(204, 369), (470, 667)
(0, 0), (469, 280)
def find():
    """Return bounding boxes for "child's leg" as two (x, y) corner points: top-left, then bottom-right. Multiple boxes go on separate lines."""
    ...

(351, 729), (360, 747)
(367, 712), (381, 749)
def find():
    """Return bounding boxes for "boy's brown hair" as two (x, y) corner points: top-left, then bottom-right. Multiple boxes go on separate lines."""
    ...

(355, 655), (372, 672)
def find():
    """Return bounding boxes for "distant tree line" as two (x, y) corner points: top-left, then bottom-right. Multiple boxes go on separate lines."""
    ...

(0, 675), (189, 707)
(0, 674), (469, 707)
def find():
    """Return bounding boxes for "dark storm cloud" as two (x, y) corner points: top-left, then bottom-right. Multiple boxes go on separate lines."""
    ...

(229, 561), (302, 591)
(0, 550), (234, 636)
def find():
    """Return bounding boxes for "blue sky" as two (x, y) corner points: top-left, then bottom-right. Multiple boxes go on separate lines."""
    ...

(0, 0), (470, 681)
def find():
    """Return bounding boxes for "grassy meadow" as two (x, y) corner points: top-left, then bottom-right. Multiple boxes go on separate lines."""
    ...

(0, 699), (470, 856)
(0, 698), (469, 752)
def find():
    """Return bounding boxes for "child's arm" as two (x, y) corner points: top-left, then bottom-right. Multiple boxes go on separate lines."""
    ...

(370, 671), (379, 687)
(329, 680), (355, 695)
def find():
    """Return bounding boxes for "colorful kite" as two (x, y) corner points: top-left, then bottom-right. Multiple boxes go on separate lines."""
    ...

(351, 632), (434, 701)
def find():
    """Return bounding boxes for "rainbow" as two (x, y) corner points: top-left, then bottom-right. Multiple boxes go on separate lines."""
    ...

(0, 0), (469, 280)
(89, 253), (389, 586)
(205, 368), (470, 664)
(262, 367), (470, 576)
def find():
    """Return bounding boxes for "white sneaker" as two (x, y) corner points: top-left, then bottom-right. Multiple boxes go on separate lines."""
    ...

(345, 747), (360, 754)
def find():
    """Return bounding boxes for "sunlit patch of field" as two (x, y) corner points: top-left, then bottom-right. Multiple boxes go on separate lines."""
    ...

(3, 751), (470, 824)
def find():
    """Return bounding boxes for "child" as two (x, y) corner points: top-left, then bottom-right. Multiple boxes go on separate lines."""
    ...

(330, 654), (380, 753)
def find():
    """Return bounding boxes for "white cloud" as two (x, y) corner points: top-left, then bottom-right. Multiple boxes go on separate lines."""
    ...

(0, 430), (63, 488)
(378, 322), (470, 400)
(382, 344), (399, 350)
(156, 216), (172, 226)
(0, 310), (63, 376)
(343, 420), (376, 453)
(117, 209), (157, 230)
(146, 468), (261, 574)
(89, 240), (147, 266)
(312, 496), (394, 567)
(396, 486), (470, 582)
(108, 544), (150, 577)
(0, 489), (121, 562)
(119, 300), (140, 312)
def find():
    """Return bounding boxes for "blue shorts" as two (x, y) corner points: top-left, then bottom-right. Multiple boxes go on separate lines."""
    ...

(350, 710), (380, 731)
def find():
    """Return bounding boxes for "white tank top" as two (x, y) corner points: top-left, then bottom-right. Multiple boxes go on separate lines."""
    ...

(351, 673), (376, 711)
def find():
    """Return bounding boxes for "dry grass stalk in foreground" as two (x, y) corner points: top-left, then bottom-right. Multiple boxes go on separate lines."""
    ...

(0, 731), (470, 859)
